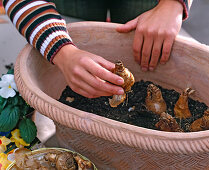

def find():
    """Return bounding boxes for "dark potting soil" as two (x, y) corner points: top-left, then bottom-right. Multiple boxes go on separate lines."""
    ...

(59, 81), (208, 132)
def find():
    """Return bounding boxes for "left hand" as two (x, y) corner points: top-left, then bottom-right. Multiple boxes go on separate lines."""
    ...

(116, 0), (183, 71)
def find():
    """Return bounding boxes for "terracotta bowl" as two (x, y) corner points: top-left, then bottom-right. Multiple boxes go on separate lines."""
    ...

(15, 22), (209, 169)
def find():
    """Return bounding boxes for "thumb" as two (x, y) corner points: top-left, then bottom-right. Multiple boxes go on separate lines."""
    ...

(116, 17), (138, 33)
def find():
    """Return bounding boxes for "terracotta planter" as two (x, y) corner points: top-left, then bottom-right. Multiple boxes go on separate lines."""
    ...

(14, 22), (209, 169)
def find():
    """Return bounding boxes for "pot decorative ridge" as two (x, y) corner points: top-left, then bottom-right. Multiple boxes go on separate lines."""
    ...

(15, 22), (209, 169)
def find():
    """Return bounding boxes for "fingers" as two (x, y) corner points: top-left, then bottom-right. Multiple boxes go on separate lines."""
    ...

(149, 36), (164, 71)
(133, 29), (143, 64)
(85, 59), (124, 86)
(72, 67), (124, 96)
(70, 84), (100, 98)
(134, 29), (174, 71)
(96, 55), (115, 71)
(160, 37), (174, 64)
(70, 76), (123, 98)
(70, 78), (112, 98)
(140, 34), (154, 71)
(116, 17), (138, 33)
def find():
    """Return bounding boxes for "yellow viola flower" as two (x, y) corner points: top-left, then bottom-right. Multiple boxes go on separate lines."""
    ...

(0, 153), (12, 170)
(10, 129), (29, 148)
(0, 136), (11, 153)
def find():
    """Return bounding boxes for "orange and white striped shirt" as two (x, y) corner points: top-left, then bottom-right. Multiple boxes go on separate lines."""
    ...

(3, 0), (73, 62)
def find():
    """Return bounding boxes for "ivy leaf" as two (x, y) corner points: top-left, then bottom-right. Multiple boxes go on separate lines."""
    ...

(0, 96), (7, 112)
(19, 118), (37, 143)
(0, 105), (20, 132)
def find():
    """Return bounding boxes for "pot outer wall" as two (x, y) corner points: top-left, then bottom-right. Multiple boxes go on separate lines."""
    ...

(14, 22), (209, 169)
(55, 122), (209, 170)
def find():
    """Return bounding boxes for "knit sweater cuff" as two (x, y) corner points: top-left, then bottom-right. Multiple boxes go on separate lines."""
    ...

(48, 37), (74, 63)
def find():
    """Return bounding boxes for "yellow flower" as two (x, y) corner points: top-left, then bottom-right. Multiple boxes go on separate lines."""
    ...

(10, 129), (29, 148)
(0, 136), (11, 153)
(0, 153), (12, 170)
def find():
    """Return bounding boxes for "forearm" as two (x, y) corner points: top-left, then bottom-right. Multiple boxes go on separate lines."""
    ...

(3, 0), (73, 62)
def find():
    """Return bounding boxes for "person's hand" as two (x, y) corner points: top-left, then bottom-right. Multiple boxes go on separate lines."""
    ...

(53, 44), (125, 98)
(116, 0), (183, 71)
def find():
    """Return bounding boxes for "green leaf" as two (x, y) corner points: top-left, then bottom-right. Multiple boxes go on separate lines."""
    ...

(7, 95), (19, 106)
(0, 105), (20, 132)
(22, 104), (30, 116)
(19, 101), (34, 117)
(7, 69), (14, 74)
(19, 118), (37, 143)
(18, 95), (25, 106)
(0, 96), (7, 112)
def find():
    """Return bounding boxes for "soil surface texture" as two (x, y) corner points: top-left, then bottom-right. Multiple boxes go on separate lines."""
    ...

(59, 81), (208, 132)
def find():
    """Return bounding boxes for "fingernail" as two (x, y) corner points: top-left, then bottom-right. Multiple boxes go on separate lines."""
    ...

(149, 67), (154, 71)
(141, 67), (148, 72)
(117, 79), (124, 84)
(160, 62), (166, 65)
(117, 89), (124, 95)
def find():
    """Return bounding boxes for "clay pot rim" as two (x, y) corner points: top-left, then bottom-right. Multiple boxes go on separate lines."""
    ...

(15, 22), (209, 154)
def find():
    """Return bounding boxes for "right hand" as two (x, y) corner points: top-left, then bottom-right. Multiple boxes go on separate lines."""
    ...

(53, 44), (125, 98)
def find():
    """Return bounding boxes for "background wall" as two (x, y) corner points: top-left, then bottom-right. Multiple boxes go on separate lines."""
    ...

(182, 0), (209, 45)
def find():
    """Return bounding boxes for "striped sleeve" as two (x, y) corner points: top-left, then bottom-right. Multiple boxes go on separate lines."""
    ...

(3, 0), (74, 63)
